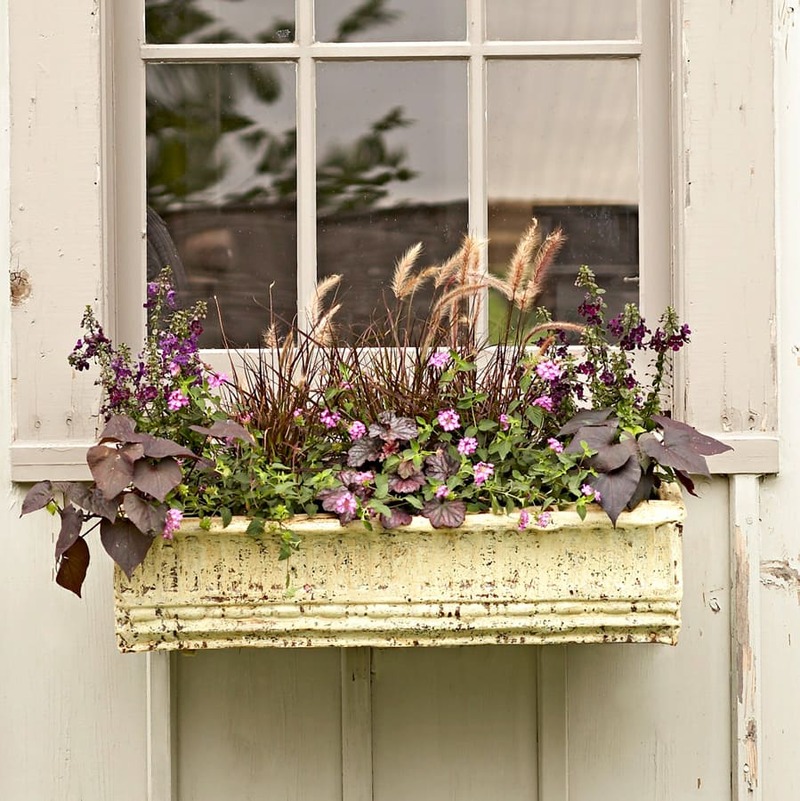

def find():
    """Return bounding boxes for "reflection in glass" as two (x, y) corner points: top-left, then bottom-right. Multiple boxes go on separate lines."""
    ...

(316, 61), (468, 335)
(487, 59), (639, 336)
(147, 63), (297, 347)
(315, 0), (465, 42)
(146, 0), (295, 45)
(486, 0), (637, 41)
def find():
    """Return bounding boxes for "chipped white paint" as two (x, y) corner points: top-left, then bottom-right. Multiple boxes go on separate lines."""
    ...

(115, 489), (685, 652)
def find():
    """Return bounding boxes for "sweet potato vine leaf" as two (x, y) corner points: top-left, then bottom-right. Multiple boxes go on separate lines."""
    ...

(132, 457), (182, 502)
(87, 443), (143, 499)
(56, 537), (90, 597)
(592, 454), (643, 525)
(190, 420), (255, 444)
(100, 519), (155, 579)
(65, 484), (120, 522)
(123, 493), (168, 536)
(56, 504), (84, 560)
(21, 480), (54, 516)
(638, 432), (711, 478)
(557, 408), (614, 437)
(652, 415), (733, 456)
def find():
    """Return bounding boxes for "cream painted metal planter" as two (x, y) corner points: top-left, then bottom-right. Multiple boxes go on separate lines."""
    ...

(114, 485), (685, 652)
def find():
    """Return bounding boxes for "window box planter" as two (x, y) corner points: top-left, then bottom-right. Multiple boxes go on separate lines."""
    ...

(114, 485), (684, 651)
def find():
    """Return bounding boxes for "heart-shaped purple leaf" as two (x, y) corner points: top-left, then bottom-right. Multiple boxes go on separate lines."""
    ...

(564, 422), (619, 455)
(652, 415), (733, 456)
(56, 504), (83, 560)
(100, 518), (155, 579)
(638, 431), (710, 477)
(65, 484), (120, 522)
(132, 457), (182, 502)
(123, 493), (168, 535)
(56, 536), (90, 597)
(591, 438), (638, 472)
(592, 454), (643, 525)
(557, 408), (614, 437)
(136, 433), (197, 459)
(190, 420), (255, 444)
(86, 445), (137, 499)
(421, 499), (466, 529)
(99, 415), (138, 443)
(21, 480), (54, 516)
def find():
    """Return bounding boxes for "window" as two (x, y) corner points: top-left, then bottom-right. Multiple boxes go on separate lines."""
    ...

(113, 0), (671, 350)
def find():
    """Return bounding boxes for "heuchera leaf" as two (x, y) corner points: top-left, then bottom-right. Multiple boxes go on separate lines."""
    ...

(132, 457), (182, 502)
(592, 454), (643, 525)
(347, 437), (380, 467)
(190, 420), (255, 445)
(564, 422), (619, 455)
(123, 493), (168, 536)
(421, 499), (466, 529)
(21, 480), (54, 516)
(380, 507), (413, 529)
(638, 431), (710, 478)
(65, 484), (120, 522)
(87, 444), (141, 499)
(56, 504), (84, 560)
(56, 536), (90, 597)
(424, 449), (459, 481)
(652, 415), (733, 456)
(100, 518), (155, 579)
(388, 472), (426, 493)
(369, 411), (418, 442)
(557, 408), (614, 437)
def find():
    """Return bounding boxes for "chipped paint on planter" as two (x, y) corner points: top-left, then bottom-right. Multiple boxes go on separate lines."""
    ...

(114, 485), (685, 651)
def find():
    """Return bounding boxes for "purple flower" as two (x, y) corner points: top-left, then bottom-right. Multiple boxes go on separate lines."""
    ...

(167, 390), (189, 411)
(162, 509), (183, 540)
(435, 484), (450, 500)
(518, 510), (530, 531)
(536, 511), (552, 528)
(499, 413), (510, 431)
(166, 289), (177, 309)
(473, 461), (494, 486)
(320, 409), (341, 429)
(535, 360), (562, 382)
(437, 409), (460, 432)
(334, 491), (357, 517)
(292, 408), (303, 419)
(428, 350), (450, 369)
(348, 421), (367, 440)
(581, 484), (601, 503)
(547, 437), (563, 453)
(457, 437), (478, 456)
(353, 471), (374, 485)
(533, 396), (554, 412)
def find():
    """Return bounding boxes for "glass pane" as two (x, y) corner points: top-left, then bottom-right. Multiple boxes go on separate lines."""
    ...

(316, 61), (468, 336)
(315, 0), (465, 42)
(487, 60), (639, 336)
(146, 0), (295, 45)
(486, 0), (637, 41)
(147, 63), (297, 347)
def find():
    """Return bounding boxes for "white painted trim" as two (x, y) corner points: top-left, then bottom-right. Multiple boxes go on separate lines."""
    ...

(340, 649), (373, 801)
(146, 652), (176, 801)
(730, 474), (762, 800)
(537, 646), (569, 801)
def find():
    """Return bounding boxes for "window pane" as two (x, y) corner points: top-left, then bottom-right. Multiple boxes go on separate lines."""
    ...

(315, 0), (465, 42)
(486, 0), (637, 41)
(146, 0), (295, 45)
(487, 60), (639, 335)
(147, 63), (297, 347)
(316, 61), (468, 335)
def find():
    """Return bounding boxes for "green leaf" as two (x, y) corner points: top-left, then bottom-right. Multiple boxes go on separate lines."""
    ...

(246, 518), (266, 537)
(220, 507), (233, 528)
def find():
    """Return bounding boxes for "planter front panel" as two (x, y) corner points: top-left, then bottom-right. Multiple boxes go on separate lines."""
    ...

(115, 490), (684, 651)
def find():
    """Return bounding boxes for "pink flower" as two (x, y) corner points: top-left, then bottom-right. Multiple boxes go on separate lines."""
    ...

(536, 360), (562, 382)
(473, 461), (494, 486)
(532, 395), (554, 412)
(428, 350), (450, 369)
(292, 408), (303, 419)
(547, 437), (564, 453)
(518, 510), (530, 531)
(457, 436), (478, 455)
(581, 483), (594, 497)
(162, 508), (183, 540)
(348, 421), (367, 440)
(353, 471), (374, 485)
(334, 491), (357, 516)
(435, 484), (450, 499)
(536, 511), (552, 528)
(207, 372), (228, 389)
(169, 362), (181, 377)
(499, 414), (511, 431)
(437, 409), (460, 431)
(320, 409), (341, 429)
(167, 390), (189, 411)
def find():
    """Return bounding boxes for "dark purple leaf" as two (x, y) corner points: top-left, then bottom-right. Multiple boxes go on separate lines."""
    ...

(56, 504), (83, 560)
(56, 536), (90, 597)
(638, 431), (710, 478)
(132, 457), (182, 502)
(369, 411), (418, 442)
(674, 470), (698, 496)
(21, 480), (54, 516)
(100, 518), (155, 579)
(652, 415), (733, 456)
(86, 444), (137, 499)
(557, 408), (614, 437)
(136, 433), (198, 460)
(123, 493), (168, 535)
(98, 415), (137, 443)
(626, 472), (657, 511)
(564, 422), (619, 455)
(421, 499), (466, 529)
(190, 420), (255, 444)
(380, 508), (413, 529)
(347, 437), (380, 467)
(424, 449), (459, 481)
(591, 438), (638, 472)
(592, 454), (643, 525)
(65, 484), (120, 522)
(388, 473), (426, 493)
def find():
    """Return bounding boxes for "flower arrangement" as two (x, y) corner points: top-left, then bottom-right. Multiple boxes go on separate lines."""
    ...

(22, 222), (730, 597)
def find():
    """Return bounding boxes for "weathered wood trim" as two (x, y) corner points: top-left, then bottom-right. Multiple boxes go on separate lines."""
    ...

(537, 646), (569, 801)
(706, 434), (780, 475)
(730, 474), (762, 800)
(341, 648), (373, 801)
(146, 652), (176, 801)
